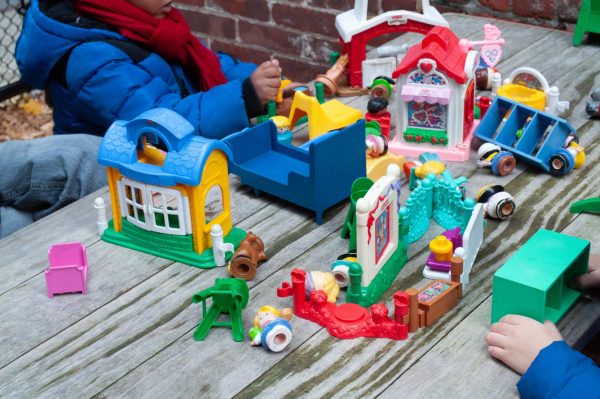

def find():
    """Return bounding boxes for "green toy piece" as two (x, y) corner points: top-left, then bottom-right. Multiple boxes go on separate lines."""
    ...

(573, 0), (600, 46)
(192, 278), (249, 342)
(491, 229), (590, 324)
(570, 197), (600, 214)
(315, 81), (326, 104)
(340, 177), (374, 251)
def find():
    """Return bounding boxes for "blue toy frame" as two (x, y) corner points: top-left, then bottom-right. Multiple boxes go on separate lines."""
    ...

(223, 120), (367, 224)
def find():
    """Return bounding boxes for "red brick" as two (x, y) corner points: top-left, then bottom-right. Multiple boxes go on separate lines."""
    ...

(211, 39), (273, 65)
(556, 0), (582, 23)
(181, 10), (236, 39)
(206, 0), (270, 22)
(272, 4), (338, 37)
(278, 55), (326, 82)
(238, 20), (304, 55)
(308, 0), (380, 13)
(304, 36), (341, 64)
(513, 0), (554, 19)
(381, 0), (419, 12)
(478, 0), (510, 13)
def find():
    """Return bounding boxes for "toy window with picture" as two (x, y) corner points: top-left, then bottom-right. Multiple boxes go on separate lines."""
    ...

(407, 101), (448, 130)
(355, 172), (400, 286)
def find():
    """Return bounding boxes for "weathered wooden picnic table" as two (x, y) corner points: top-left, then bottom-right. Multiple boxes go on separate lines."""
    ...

(1, 14), (599, 399)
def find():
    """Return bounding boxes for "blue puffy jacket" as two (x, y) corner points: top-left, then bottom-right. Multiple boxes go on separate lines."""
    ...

(15, 0), (260, 138)
(518, 340), (600, 398)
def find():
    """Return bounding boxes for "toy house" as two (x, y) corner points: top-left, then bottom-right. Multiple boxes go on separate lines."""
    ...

(491, 229), (589, 323)
(391, 26), (479, 162)
(335, 0), (448, 88)
(98, 108), (245, 268)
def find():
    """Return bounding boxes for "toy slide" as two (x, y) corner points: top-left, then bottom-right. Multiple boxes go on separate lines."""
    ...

(223, 120), (366, 224)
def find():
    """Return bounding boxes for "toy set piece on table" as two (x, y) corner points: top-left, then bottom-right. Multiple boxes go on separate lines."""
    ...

(459, 24), (504, 91)
(573, 0), (600, 46)
(332, 165), (408, 307)
(570, 197), (600, 214)
(476, 142), (516, 176)
(585, 88), (600, 119)
(223, 119), (366, 225)
(192, 278), (249, 342)
(390, 27), (479, 162)
(491, 229), (590, 324)
(97, 109), (246, 268)
(278, 257), (466, 339)
(475, 96), (585, 176)
(227, 232), (267, 281)
(286, 91), (363, 141)
(476, 185), (516, 220)
(494, 67), (569, 116)
(335, 0), (448, 89)
(45, 242), (88, 297)
(249, 306), (293, 352)
(423, 203), (484, 283)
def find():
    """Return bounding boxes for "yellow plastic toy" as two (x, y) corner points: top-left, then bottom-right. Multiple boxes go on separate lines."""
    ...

(288, 91), (363, 140)
(495, 67), (569, 115)
(415, 160), (445, 179)
(497, 84), (545, 111)
(429, 236), (453, 262)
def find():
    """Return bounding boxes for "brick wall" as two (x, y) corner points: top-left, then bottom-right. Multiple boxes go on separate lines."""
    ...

(176, 0), (582, 82)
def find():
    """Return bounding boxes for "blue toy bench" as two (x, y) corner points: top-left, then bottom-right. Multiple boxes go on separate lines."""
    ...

(223, 120), (366, 224)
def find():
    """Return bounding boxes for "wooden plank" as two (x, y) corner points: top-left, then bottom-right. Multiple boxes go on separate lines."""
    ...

(0, 201), (348, 397)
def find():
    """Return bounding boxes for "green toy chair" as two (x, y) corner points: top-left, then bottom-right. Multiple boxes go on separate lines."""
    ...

(573, 0), (600, 46)
(192, 278), (249, 342)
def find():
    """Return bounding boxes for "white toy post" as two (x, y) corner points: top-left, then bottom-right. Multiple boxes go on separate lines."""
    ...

(211, 224), (234, 267)
(94, 197), (108, 235)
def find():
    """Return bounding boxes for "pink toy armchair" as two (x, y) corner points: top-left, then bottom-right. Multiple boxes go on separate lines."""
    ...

(45, 242), (88, 297)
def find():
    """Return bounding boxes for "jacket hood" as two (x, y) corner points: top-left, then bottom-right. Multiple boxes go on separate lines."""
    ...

(16, 0), (122, 88)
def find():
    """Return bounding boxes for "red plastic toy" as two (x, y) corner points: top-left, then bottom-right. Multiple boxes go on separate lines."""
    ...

(277, 269), (409, 340)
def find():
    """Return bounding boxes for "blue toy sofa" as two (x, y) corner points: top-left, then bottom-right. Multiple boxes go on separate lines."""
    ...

(223, 120), (366, 224)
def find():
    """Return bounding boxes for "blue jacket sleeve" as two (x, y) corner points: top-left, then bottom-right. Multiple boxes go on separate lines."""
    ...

(217, 51), (256, 82)
(66, 42), (252, 139)
(517, 340), (600, 399)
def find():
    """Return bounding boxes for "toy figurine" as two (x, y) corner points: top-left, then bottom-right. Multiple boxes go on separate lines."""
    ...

(227, 232), (267, 281)
(305, 271), (340, 303)
(585, 87), (600, 119)
(249, 306), (293, 352)
(476, 143), (516, 176)
(477, 184), (516, 220)
(365, 97), (391, 139)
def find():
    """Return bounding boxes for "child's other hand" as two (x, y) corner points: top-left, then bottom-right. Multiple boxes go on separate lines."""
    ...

(251, 59), (281, 106)
(485, 315), (563, 375)
(572, 254), (600, 290)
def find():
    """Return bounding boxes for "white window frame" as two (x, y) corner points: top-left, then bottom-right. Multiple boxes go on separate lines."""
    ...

(118, 178), (190, 235)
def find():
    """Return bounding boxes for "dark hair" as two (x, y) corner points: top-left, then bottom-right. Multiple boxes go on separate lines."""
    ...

(367, 97), (388, 113)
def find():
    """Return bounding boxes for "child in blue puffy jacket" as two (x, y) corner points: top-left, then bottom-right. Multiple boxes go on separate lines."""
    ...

(16, 0), (285, 139)
(486, 255), (600, 398)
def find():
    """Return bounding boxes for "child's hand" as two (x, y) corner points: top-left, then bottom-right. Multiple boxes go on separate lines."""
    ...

(572, 254), (600, 290)
(250, 59), (281, 106)
(485, 315), (563, 375)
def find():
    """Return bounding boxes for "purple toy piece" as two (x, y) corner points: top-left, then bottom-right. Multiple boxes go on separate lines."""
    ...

(45, 242), (88, 297)
(426, 227), (463, 272)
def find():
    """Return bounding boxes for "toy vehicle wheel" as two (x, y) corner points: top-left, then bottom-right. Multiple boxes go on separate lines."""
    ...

(549, 148), (575, 176)
(228, 256), (258, 281)
(491, 151), (516, 176)
(370, 78), (393, 99)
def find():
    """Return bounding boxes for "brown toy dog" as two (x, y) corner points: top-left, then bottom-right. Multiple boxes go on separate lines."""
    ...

(227, 232), (267, 280)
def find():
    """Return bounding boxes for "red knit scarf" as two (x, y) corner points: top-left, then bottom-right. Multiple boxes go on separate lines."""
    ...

(75, 0), (227, 91)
